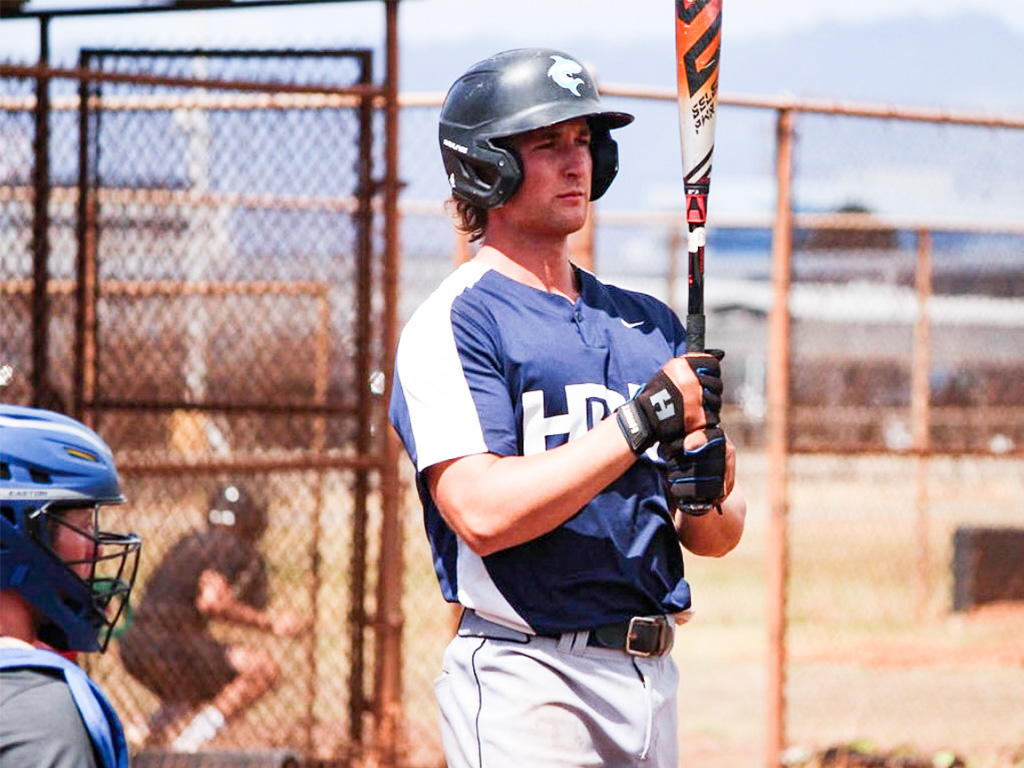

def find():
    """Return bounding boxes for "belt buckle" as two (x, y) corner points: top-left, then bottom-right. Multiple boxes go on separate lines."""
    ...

(625, 616), (667, 657)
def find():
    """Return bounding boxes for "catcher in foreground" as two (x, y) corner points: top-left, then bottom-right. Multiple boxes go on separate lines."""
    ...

(1, 405), (142, 768)
(388, 48), (746, 768)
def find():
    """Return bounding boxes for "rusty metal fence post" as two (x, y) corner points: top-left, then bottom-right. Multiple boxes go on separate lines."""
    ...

(73, 47), (99, 423)
(912, 229), (933, 621)
(30, 16), (52, 409)
(765, 106), (795, 768)
(374, 3), (405, 767)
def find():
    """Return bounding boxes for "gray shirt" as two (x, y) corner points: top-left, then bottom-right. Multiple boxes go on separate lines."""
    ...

(0, 666), (99, 768)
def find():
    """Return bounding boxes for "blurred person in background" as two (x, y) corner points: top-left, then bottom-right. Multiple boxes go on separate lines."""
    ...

(0, 405), (142, 768)
(119, 481), (304, 753)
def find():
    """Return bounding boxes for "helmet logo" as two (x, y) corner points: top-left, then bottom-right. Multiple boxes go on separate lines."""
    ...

(65, 447), (98, 462)
(547, 55), (586, 96)
(443, 137), (468, 155)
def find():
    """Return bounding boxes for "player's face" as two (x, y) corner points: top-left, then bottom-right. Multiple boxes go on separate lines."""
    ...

(502, 118), (593, 238)
(51, 506), (99, 580)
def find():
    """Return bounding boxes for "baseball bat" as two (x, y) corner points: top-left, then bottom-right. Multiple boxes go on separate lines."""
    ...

(675, 0), (722, 353)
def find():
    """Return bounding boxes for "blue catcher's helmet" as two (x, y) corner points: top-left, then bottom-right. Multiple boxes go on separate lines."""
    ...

(0, 405), (141, 652)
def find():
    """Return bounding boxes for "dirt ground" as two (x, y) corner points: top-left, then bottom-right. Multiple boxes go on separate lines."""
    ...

(674, 582), (1024, 768)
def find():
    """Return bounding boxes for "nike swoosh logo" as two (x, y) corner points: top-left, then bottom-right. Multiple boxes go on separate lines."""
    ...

(621, 319), (645, 329)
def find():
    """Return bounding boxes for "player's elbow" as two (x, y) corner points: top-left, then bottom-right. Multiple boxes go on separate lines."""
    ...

(428, 454), (519, 556)
(686, 530), (741, 558)
(444, 511), (511, 557)
(678, 489), (746, 557)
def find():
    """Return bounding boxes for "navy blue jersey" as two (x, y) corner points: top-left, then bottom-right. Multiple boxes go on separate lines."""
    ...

(389, 261), (692, 634)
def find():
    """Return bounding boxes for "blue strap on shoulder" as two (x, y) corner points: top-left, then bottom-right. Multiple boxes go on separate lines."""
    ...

(0, 647), (129, 768)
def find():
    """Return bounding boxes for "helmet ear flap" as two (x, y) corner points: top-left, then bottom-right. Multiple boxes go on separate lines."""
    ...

(447, 142), (522, 209)
(589, 123), (620, 202)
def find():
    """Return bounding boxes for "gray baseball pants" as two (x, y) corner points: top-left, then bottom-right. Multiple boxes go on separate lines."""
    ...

(435, 610), (680, 768)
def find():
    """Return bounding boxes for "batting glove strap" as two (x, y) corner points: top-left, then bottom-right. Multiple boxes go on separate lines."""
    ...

(660, 427), (727, 514)
(616, 401), (653, 455)
(616, 370), (686, 456)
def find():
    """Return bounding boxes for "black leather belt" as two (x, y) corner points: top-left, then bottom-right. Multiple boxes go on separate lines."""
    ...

(538, 615), (673, 657)
(585, 616), (672, 657)
(458, 610), (673, 658)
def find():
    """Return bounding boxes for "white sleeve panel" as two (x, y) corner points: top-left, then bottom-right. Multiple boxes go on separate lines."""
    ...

(396, 262), (491, 472)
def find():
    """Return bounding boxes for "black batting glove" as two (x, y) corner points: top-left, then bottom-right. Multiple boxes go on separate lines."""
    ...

(686, 349), (724, 429)
(659, 427), (727, 515)
(616, 350), (725, 456)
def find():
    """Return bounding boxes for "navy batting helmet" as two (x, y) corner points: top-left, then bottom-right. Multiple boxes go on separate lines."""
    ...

(208, 481), (268, 543)
(439, 48), (634, 209)
(0, 405), (141, 651)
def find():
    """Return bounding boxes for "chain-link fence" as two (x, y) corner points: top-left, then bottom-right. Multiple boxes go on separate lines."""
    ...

(396, 89), (1024, 768)
(777, 111), (1024, 768)
(4, 53), (1024, 768)
(2, 47), (400, 765)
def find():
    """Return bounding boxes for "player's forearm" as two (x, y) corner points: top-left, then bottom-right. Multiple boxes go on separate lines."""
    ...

(196, 571), (274, 629)
(430, 416), (635, 556)
(206, 599), (274, 630)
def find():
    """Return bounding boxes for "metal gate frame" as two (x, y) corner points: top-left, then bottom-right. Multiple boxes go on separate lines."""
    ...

(76, 46), (382, 758)
(1, 3), (404, 755)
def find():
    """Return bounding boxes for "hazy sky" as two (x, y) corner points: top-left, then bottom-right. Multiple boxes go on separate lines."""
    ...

(397, 0), (1024, 42)
(3, 0), (1023, 60)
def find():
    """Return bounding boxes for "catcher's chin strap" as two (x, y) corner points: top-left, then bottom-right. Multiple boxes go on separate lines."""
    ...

(0, 647), (129, 768)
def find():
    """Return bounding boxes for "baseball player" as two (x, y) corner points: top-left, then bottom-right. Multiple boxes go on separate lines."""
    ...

(119, 482), (304, 752)
(388, 48), (746, 768)
(0, 405), (142, 768)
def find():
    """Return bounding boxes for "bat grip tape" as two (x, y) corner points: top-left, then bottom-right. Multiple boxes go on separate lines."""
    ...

(686, 313), (705, 353)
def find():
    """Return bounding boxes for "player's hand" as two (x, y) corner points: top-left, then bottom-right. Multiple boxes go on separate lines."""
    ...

(616, 350), (724, 455)
(270, 612), (306, 637)
(196, 570), (234, 613)
(659, 427), (734, 516)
